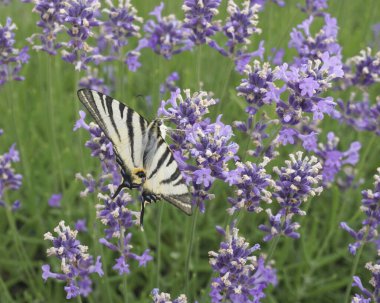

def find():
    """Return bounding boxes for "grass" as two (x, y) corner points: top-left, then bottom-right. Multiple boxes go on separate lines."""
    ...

(0, 0), (380, 302)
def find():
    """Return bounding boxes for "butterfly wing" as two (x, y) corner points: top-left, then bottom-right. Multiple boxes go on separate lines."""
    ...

(143, 123), (193, 215)
(77, 89), (148, 177)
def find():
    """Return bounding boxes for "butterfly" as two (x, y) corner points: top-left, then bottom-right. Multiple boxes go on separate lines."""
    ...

(77, 88), (193, 226)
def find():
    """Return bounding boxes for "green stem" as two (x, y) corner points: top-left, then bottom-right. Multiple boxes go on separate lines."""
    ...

(266, 235), (280, 263)
(185, 206), (199, 298)
(120, 225), (128, 303)
(344, 237), (367, 303)
(0, 275), (13, 302)
(155, 203), (164, 288)
(47, 56), (65, 191)
(197, 44), (202, 89)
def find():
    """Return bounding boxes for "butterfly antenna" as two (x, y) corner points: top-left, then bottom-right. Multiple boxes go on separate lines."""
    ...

(140, 200), (145, 228)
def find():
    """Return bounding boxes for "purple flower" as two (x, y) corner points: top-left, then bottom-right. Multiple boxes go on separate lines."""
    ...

(42, 221), (103, 298)
(79, 67), (111, 95)
(60, 0), (102, 70)
(75, 219), (88, 232)
(289, 14), (342, 65)
(298, 0), (328, 15)
(158, 89), (238, 211)
(0, 131), (22, 209)
(48, 193), (62, 208)
(227, 158), (274, 214)
(102, 0), (143, 54)
(0, 18), (29, 86)
(316, 132), (361, 184)
(345, 48), (380, 88)
(160, 71), (180, 95)
(151, 289), (188, 303)
(298, 131), (318, 152)
(138, 3), (193, 60)
(28, 0), (65, 55)
(338, 93), (380, 136)
(97, 192), (152, 274)
(277, 127), (298, 145)
(209, 223), (277, 302)
(209, 0), (262, 59)
(341, 168), (380, 255)
(351, 257), (380, 302)
(182, 0), (222, 45)
(259, 151), (323, 240)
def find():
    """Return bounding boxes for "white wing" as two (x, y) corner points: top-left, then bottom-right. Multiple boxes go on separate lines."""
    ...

(143, 124), (193, 215)
(77, 89), (148, 174)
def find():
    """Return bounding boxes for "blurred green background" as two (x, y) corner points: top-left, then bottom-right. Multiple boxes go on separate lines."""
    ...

(0, 0), (379, 302)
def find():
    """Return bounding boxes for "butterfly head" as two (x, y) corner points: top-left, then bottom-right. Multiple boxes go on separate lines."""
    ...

(131, 168), (146, 185)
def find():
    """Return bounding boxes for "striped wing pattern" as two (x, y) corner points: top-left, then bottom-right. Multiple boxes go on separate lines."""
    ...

(77, 89), (193, 216)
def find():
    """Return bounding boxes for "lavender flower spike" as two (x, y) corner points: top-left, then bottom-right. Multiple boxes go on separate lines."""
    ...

(151, 289), (188, 303)
(259, 151), (323, 241)
(341, 168), (380, 255)
(42, 221), (103, 299)
(209, 223), (277, 302)
(182, 0), (222, 45)
(0, 18), (29, 86)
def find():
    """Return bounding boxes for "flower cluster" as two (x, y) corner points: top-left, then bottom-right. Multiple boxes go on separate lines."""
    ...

(28, 0), (65, 55)
(48, 193), (62, 208)
(79, 67), (111, 95)
(351, 256), (380, 303)
(345, 47), (380, 88)
(316, 132), (361, 185)
(259, 151), (323, 241)
(0, 130), (22, 210)
(289, 14), (342, 65)
(42, 221), (103, 299)
(274, 55), (343, 131)
(160, 71), (180, 95)
(236, 61), (279, 115)
(227, 158), (274, 214)
(338, 93), (380, 136)
(298, 0), (328, 16)
(151, 289), (188, 303)
(182, 0), (221, 45)
(102, 0), (143, 55)
(0, 18), (29, 86)
(209, 0), (261, 57)
(60, 0), (101, 70)
(341, 168), (380, 255)
(158, 89), (239, 211)
(139, 3), (192, 59)
(209, 223), (277, 302)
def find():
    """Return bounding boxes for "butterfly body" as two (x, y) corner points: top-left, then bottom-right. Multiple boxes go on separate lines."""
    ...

(77, 89), (193, 225)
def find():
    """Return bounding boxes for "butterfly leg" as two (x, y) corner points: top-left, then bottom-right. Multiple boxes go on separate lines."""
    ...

(111, 168), (133, 199)
(139, 191), (160, 226)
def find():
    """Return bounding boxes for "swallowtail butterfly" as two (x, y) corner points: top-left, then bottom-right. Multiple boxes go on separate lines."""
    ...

(77, 89), (193, 226)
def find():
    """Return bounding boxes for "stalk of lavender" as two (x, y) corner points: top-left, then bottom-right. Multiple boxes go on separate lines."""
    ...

(128, 3), (193, 71)
(42, 221), (104, 299)
(27, 0), (65, 55)
(341, 168), (380, 255)
(0, 18), (29, 86)
(350, 253), (380, 303)
(151, 289), (188, 303)
(60, 0), (102, 70)
(259, 151), (323, 241)
(182, 0), (222, 45)
(208, 222), (277, 302)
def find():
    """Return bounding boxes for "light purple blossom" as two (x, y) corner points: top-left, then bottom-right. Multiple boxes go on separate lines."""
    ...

(42, 221), (103, 299)
(341, 168), (380, 255)
(0, 18), (29, 86)
(79, 67), (111, 95)
(298, 0), (328, 15)
(182, 0), (221, 45)
(259, 151), (323, 241)
(151, 289), (188, 303)
(227, 158), (274, 214)
(160, 71), (180, 95)
(28, 0), (65, 55)
(60, 0), (102, 70)
(0, 130), (22, 209)
(48, 193), (62, 208)
(316, 132), (361, 185)
(75, 219), (88, 232)
(209, 223), (277, 302)
(351, 258), (380, 303)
